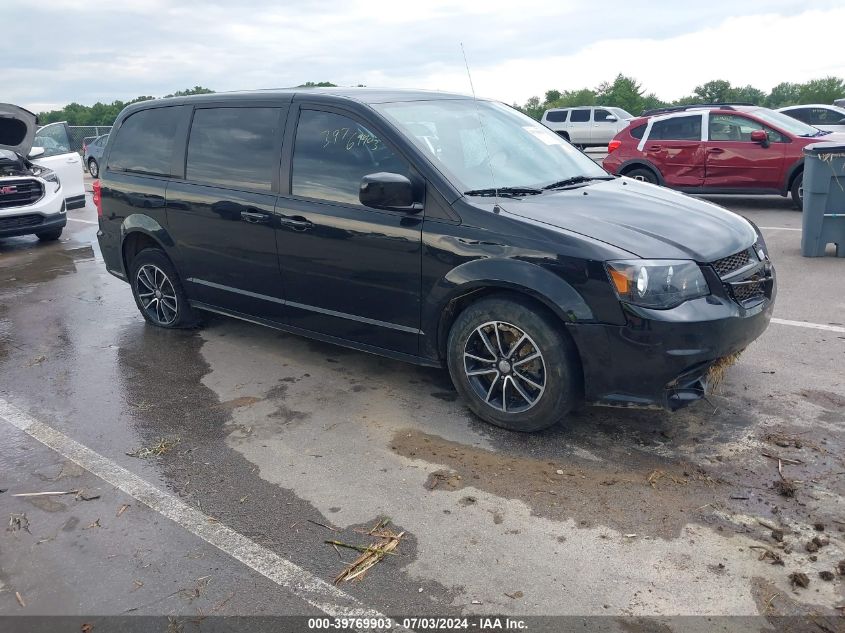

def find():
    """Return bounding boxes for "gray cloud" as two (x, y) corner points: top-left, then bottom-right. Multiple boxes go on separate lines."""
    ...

(4, 0), (836, 111)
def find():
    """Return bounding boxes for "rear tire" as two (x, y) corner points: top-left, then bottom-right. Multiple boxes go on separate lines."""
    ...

(790, 171), (803, 211)
(36, 228), (63, 241)
(446, 295), (579, 432)
(625, 167), (658, 184)
(88, 158), (99, 178)
(129, 248), (200, 329)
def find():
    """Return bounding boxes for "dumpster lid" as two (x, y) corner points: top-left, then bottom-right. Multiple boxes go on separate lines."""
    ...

(804, 141), (845, 156)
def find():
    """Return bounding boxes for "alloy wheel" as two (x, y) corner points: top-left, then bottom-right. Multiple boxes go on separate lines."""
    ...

(136, 264), (178, 325)
(463, 320), (546, 413)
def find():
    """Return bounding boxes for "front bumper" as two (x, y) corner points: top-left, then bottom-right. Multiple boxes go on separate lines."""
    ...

(570, 268), (776, 411)
(0, 188), (66, 238)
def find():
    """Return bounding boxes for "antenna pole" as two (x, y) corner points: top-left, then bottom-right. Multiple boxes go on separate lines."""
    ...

(461, 43), (499, 205)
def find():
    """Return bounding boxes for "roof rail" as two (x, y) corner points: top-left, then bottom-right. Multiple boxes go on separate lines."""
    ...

(640, 103), (756, 117)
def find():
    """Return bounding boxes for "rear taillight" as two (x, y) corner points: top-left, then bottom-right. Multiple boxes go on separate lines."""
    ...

(93, 180), (103, 217)
(608, 140), (622, 153)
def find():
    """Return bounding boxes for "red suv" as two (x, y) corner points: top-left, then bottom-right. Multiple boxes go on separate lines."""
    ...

(602, 104), (845, 209)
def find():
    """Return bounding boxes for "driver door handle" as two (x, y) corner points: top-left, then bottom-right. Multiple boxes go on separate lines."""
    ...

(708, 147), (725, 154)
(240, 210), (271, 224)
(647, 144), (662, 151)
(278, 215), (313, 231)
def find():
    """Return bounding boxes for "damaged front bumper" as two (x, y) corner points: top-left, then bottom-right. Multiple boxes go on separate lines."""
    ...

(570, 266), (776, 411)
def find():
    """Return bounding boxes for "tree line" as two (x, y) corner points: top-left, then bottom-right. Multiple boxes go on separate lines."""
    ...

(515, 75), (845, 120)
(36, 83), (338, 126)
(37, 76), (845, 126)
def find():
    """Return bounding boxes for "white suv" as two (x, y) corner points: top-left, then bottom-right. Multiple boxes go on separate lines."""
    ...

(777, 104), (845, 133)
(0, 104), (85, 242)
(541, 106), (633, 147)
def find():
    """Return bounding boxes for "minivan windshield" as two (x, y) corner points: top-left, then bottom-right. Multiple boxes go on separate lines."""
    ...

(373, 99), (608, 193)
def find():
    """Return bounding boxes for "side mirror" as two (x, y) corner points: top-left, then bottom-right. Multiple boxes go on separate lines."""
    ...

(28, 147), (45, 159)
(605, 115), (618, 122)
(750, 129), (769, 146)
(359, 172), (422, 212)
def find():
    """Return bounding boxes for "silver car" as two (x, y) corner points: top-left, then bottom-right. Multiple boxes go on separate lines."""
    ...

(541, 106), (632, 148)
(83, 133), (109, 178)
(776, 104), (845, 133)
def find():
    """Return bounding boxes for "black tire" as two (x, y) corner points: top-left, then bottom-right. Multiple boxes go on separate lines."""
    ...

(36, 228), (63, 241)
(625, 167), (658, 184)
(446, 294), (579, 432)
(88, 158), (99, 178)
(790, 171), (803, 210)
(128, 248), (200, 329)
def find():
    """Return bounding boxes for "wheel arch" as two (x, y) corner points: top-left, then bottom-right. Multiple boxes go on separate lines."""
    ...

(120, 214), (180, 278)
(617, 159), (665, 185)
(425, 258), (592, 367)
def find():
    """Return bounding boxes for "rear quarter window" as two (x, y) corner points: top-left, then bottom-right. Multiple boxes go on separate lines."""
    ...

(630, 124), (646, 139)
(107, 106), (188, 176)
(650, 115), (701, 141)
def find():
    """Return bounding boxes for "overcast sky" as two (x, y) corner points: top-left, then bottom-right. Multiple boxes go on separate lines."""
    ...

(6, 0), (845, 113)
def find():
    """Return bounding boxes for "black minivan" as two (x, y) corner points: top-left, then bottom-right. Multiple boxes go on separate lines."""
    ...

(96, 88), (775, 431)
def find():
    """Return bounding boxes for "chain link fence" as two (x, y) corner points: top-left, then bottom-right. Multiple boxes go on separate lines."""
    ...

(68, 125), (113, 154)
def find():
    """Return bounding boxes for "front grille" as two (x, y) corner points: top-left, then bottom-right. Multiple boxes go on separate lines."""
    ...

(710, 247), (771, 307)
(729, 274), (767, 304)
(0, 179), (44, 209)
(0, 214), (44, 230)
(712, 249), (751, 277)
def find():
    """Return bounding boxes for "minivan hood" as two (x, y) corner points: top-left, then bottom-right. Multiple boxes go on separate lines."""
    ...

(0, 104), (37, 156)
(498, 178), (757, 261)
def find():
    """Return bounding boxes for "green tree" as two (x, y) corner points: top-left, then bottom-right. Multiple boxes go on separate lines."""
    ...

(798, 76), (845, 104)
(544, 89), (561, 104)
(731, 84), (766, 105)
(595, 74), (660, 115)
(164, 86), (215, 98)
(766, 82), (801, 108)
(297, 81), (338, 88)
(694, 79), (734, 103)
(522, 96), (544, 120)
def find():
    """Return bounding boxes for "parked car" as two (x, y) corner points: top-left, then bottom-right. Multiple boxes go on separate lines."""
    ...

(84, 134), (109, 177)
(602, 104), (845, 209)
(541, 106), (632, 147)
(81, 135), (98, 155)
(777, 104), (845, 133)
(30, 120), (86, 212)
(0, 104), (67, 241)
(96, 89), (774, 431)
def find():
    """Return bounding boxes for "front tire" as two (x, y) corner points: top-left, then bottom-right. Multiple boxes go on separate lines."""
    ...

(88, 158), (99, 178)
(447, 295), (579, 432)
(36, 228), (63, 241)
(129, 248), (199, 328)
(791, 171), (803, 210)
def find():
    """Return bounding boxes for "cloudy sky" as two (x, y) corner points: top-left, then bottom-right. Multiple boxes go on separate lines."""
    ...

(6, 0), (845, 113)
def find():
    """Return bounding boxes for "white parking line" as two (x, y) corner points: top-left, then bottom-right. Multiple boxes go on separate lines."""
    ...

(759, 226), (801, 232)
(67, 218), (98, 225)
(771, 318), (845, 333)
(0, 398), (397, 624)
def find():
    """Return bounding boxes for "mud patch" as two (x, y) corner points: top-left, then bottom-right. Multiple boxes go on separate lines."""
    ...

(392, 429), (725, 539)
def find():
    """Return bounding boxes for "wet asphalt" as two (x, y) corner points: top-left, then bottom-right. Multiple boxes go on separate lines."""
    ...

(0, 177), (844, 627)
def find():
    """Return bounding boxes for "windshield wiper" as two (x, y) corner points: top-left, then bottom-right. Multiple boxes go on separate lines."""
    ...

(464, 186), (543, 197)
(542, 175), (614, 190)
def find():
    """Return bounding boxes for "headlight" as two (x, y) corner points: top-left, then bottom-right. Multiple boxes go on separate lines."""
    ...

(605, 259), (709, 309)
(42, 170), (61, 193)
